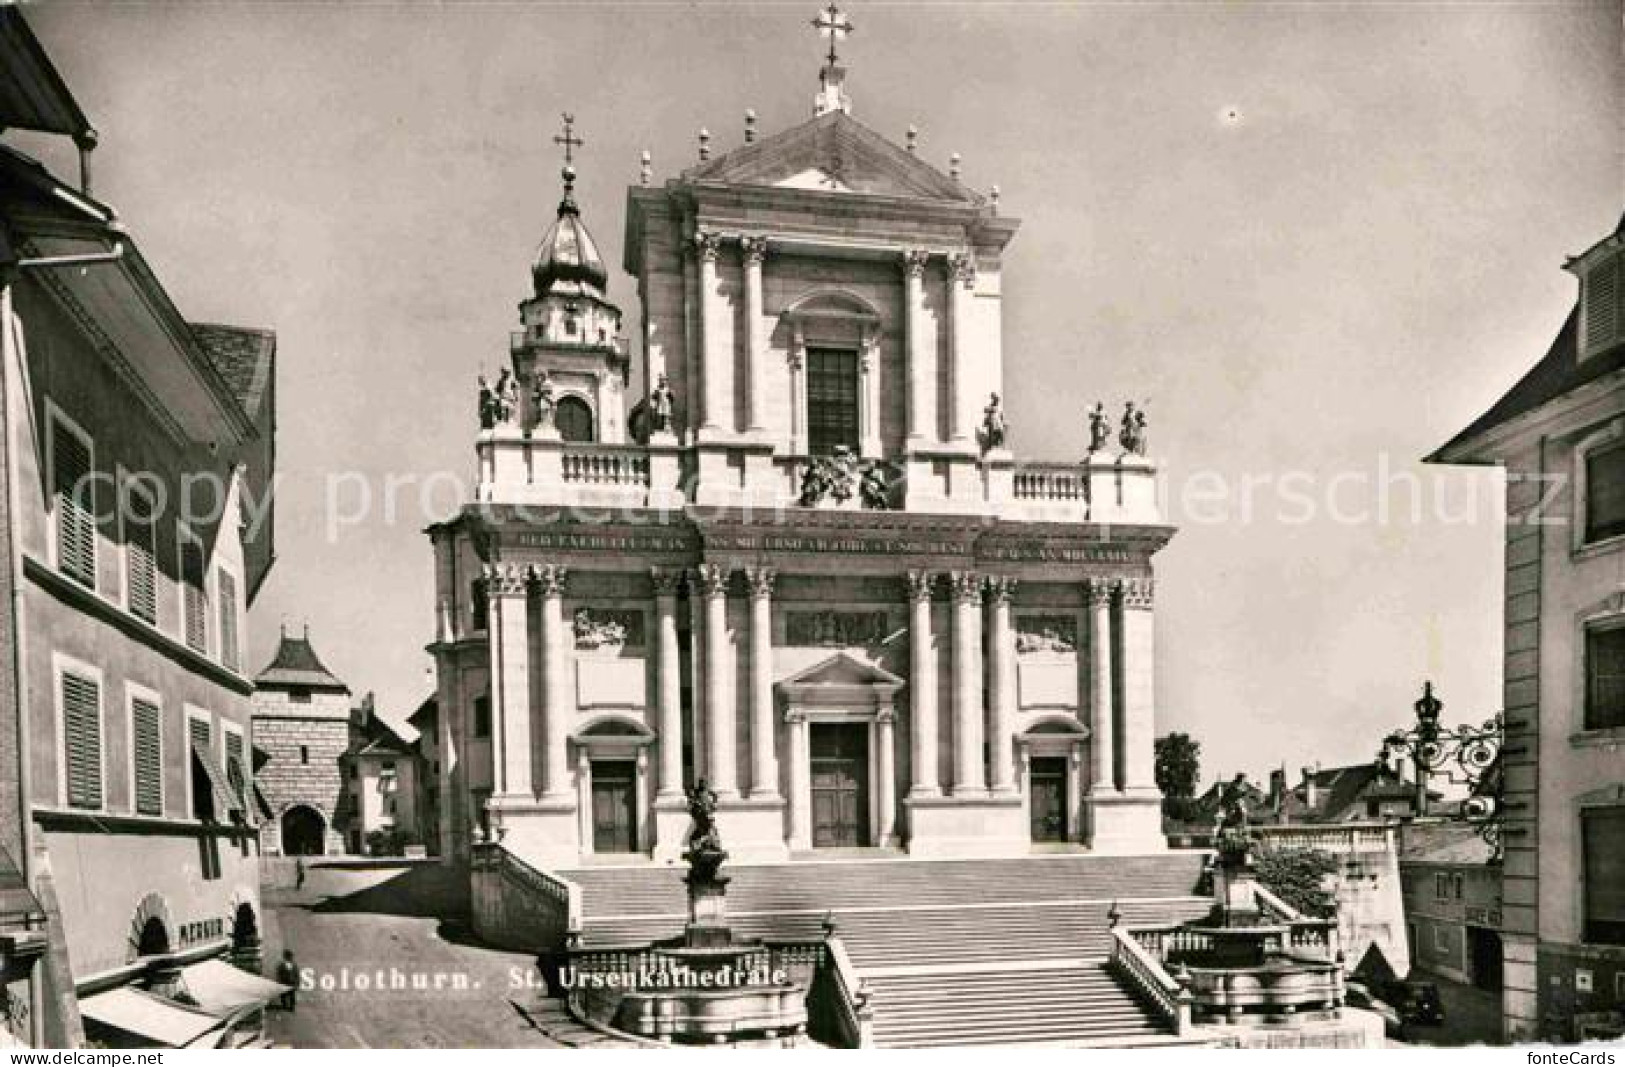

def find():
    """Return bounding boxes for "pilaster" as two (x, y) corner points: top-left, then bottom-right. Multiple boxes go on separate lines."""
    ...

(905, 571), (940, 798)
(536, 564), (571, 800)
(652, 568), (685, 800)
(902, 250), (932, 446)
(948, 570), (986, 796)
(984, 576), (1018, 795)
(695, 563), (737, 798)
(741, 236), (768, 435)
(744, 566), (780, 799)
(694, 230), (724, 438)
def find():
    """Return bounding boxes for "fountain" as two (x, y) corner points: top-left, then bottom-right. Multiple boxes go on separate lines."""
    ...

(585, 781), (810, 1044)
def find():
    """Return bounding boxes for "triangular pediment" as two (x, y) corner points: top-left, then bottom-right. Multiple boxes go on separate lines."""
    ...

(780, 652), (904, 693)
(684, 111), (979, 204)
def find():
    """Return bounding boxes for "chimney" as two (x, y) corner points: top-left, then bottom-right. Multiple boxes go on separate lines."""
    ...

(1301, 766), (1319, 809)
(1269, 767), (1286, 810)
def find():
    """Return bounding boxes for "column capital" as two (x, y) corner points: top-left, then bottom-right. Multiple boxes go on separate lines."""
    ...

(1085, 577), (1115, 608)
(984, 576), (1018, 603)
(949, 251), (976, 288)
(784, 705), (807, 725)
(902, 249), (930, 278)
(483, 562), (529, 598)
(1117, 577), (1155, 610)
(740, 234), (769, 263)
(531, 564), (569, 598)
(904, 570), (937, 602)
(692, 229), (723, 263)
(693, 562), (731, 598)
(948, 570), (983, 604)
(650, 566), (684, 598)
(876, 705), (896, 726)
(744, 565), (777, 599)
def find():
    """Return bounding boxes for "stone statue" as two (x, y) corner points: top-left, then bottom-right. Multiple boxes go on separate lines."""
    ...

(979, 392), (1007, 451)
(1214, 773), (1254, 863)
(1088, 402), (1110, 454)
(1119, 401), (1148, 456)
(492, 368), (519, 425)
(531, 370), (556, 430)
(649, 374), (675, 434)
(684, 779), (726, 882)
(478, 375), (496, 430)
(859, 463), (892, 510)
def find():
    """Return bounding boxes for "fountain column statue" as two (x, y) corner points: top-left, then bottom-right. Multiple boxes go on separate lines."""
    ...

(683, 780), (732, 949)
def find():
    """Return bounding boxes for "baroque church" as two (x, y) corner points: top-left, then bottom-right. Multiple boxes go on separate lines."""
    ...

(427, 21), (1171, 871)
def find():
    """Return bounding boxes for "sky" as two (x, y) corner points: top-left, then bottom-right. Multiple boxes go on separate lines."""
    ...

(18, 1), (1622, 781)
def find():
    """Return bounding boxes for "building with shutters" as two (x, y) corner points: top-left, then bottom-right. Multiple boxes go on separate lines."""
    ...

(428, 29), (1171, 874)
(0, 8), (277, 1046)
(1428, 212), (1625, 1042)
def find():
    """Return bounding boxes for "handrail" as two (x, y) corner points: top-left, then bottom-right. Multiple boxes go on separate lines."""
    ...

(1108, 927), (1190, 1035)
(1252, 883), (1305, 922)
(475, 840), (582, 931)
(824, 935), (874, 1048)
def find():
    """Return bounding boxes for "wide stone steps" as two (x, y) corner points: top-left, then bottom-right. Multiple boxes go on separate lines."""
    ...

(563, 853), (1204, 919)
(867, 964), (1169, 1048)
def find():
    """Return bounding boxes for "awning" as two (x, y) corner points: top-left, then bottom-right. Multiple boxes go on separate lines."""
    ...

(191, 739), (243, 819)
(177, 958), (288, 1016)
(78, 987), (224, 1048)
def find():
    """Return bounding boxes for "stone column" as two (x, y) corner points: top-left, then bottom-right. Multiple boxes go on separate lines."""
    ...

(788, 326), (807, 455)
(652, 568), (685, 800)
(946, 253), (976, 444)
(902, 250), (931, 445)
(1118, 578), (1159, 794)
(741, 236), (768, 435)
(859, 328), (882, 459)
(681, 240), (699, 440)
(786, 708), (810, 850)
(696, 563), (737, 798)
(536, 565), (572, 799)
(694, 230), (724, 435)
(905, 571), (940, 798)
(485, 563), (532, 799)
(1088, 578), (1117, 794)
(949, 570), (986, 796)
(985, 576), (1018, 795)
(876, 707), (897, 845)
(744, 566), (779, 798)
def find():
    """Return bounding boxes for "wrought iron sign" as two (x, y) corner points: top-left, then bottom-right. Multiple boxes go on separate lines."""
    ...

(1379, 681), (1504, 861)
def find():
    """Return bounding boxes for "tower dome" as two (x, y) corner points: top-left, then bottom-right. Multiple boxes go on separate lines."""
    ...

(531, 163), (609, 297)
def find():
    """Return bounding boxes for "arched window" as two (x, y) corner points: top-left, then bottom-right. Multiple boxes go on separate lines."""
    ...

(556, 396), (595, 443)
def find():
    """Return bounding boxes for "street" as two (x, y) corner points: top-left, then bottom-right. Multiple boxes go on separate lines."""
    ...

(1402, 977), (1504, 1048)
(261, 860), (564, 1048)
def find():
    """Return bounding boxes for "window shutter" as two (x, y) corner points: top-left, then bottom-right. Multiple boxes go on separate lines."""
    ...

(1588, 258), (1622, 353)
(218, 570), (239, 671)
(1586, 445), (1625, 546)
(225, 730), (245, 806)
(61, 672), (102, 809)
(182, 536), (207, 654)
(1587, 626), (1625, 731)
(126, 488), (158, 624)
(132, 697), (163, 816)
(52, 421), (96, 588)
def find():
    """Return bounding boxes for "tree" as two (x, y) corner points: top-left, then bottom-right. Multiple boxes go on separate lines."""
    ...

(1252, 847), (1339, 919)
(1155, 732), (1202, 801)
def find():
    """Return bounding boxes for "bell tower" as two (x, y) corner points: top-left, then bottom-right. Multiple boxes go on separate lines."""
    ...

(509, 114), (628, 443)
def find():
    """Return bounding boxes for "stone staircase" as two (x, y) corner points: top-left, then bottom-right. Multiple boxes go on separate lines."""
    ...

(563, 853), (1212, 1048)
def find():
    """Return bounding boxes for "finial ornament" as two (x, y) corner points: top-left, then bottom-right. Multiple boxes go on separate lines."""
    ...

(906, 125), (918, 153)
(640, 149), (652, 187)
(745, 109), (758, 144)
(949, 152), (962, 180)
(811, 2), (854, 67)
(698, 128), (711, 162)
(990, 185), (1000, 215)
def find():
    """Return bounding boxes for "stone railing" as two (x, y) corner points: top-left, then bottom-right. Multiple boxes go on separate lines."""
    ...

(816, 935), (874, 1048)
(1012, 462), (1088, 504)
(561, 444), (652, 487)
(1254, 823), (1394, 855)
(1108, 926), (1192, 1035)
(469, 841), (581, 949)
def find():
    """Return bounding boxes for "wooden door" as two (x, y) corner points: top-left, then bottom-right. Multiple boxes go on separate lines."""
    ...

(591, 760), (637, 853)
(811, 724), (869, 848)
(1029, 756), (1068, 842)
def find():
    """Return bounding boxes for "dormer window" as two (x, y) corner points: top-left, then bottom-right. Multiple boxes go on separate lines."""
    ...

(1580, 244), (1625, 361)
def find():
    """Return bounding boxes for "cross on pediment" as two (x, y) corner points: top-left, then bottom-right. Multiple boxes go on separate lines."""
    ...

(811, 3), (853, 67)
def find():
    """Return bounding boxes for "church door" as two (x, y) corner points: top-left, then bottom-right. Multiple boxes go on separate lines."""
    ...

(591, 760), (637, 853)
(1029, 757), (1068, 842)
(811, 724), (869, 848)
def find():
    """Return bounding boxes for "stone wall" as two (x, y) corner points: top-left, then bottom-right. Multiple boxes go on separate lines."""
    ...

(254, 714), (348, 854)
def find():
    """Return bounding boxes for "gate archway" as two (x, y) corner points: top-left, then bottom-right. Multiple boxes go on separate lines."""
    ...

(280, 804), (326, 856)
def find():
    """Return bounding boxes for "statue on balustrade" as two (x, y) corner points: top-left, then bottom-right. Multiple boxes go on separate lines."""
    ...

(979, 392), (1007, 452)
(1119, 400), (1148, 456)
(1087, 402), (1111, 454)
(648, 374), (675, 434)
(532, 370), (556, 431)
(491, 368), (519, 426)
(860, 462), (893, 510)
(478, 375), (496, 430)
(1214, 772), (1255, 863)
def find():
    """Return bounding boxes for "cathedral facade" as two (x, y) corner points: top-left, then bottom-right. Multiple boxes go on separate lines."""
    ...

(427, 59), (1171, 869)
